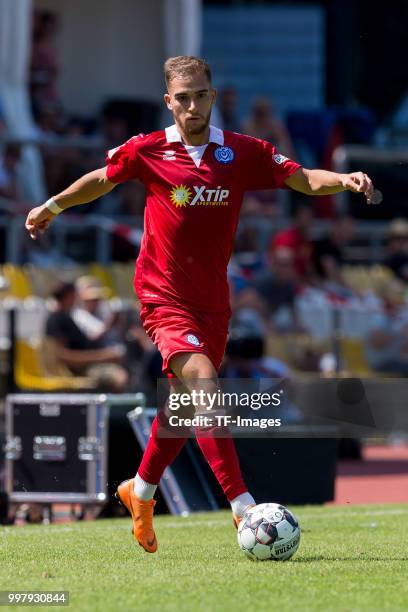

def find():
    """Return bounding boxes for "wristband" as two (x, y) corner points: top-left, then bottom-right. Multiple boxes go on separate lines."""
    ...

(45, 198), (63, 215)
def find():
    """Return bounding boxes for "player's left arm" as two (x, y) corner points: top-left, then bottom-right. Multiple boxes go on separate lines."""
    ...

(284, 168), (375, 203)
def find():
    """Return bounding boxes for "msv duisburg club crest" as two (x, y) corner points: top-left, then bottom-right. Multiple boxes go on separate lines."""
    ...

(214, 146), (234, 164)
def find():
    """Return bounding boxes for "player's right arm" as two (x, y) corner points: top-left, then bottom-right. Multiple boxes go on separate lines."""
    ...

(25, 167), (116, 240)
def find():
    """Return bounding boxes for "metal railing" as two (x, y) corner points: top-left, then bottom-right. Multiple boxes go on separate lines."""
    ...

(1, 139), (407, 264)
(0, 211), (144, 265)
(0, 209), (392, 266)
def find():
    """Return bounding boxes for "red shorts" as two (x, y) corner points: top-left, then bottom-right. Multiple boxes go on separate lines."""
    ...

(140, 303), (231, 377)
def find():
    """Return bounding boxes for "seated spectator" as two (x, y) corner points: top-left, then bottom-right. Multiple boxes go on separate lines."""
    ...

(228, 258), (251, 302)
(220, 322), (301, 422)
(100, 113), (130, 147)
(365, 279), (408, 375)
(74, 275), (156, 387)
(73, 276), (119, 345)
(45, 282), (128, 391)
(241, 97), (297, 217)
(270, 203), (315, 282)
(221, 322), (289, 378)
(384, 218), (408, 282)
(313, 215), (355, 297)
(241, 96), (296, 158)
(33, 104), (64, 144)
(0, 143), (21, 201)
(30, 10), (60, 114)
(0, 143), (27, 263)
(235, 247), (299, 332)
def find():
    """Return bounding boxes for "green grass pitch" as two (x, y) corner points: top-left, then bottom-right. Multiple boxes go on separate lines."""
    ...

(1, 505), (408, 611)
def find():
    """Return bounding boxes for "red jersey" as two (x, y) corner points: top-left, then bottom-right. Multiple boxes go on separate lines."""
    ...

(106, 124), (301, 311)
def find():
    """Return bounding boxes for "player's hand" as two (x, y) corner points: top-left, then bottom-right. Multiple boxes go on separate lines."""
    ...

(341, 172), (374, 204)
(25, 204), (57, 240)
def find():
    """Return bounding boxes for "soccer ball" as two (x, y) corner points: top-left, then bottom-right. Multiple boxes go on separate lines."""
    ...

(237, 503), (300, 561)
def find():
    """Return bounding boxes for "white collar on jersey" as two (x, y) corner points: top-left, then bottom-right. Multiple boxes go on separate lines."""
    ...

(165, 124), (224, 146)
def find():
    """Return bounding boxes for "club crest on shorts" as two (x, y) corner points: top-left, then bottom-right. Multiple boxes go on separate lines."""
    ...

(214, 146), (234, 164)
(186, 334), (200, 346)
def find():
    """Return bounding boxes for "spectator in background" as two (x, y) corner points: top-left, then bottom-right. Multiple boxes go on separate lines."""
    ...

(313, 215), (355, 296)
(34, 105), (90, 196)
(0, 144), (29, 263)
(220, 322), (301, 422)
(0, 143), (21, 201)
(270, 203), (315, 282)
(241, 98), (296, 217)
(242, 96), (296, 159)
(73, 276), (120, 345)
(100, 114), (129, 148)
(221, 321), (290, 378)
(30, 11), (60, 115)
(218, 86), (240, 132)
(74, 275), (158, 387)
(365, 278), (408, 375)
(44, 281), (128, 391)
(33, 104), (64, 144)
(384, 218), (408, 282)
(235, 247), (299, 333)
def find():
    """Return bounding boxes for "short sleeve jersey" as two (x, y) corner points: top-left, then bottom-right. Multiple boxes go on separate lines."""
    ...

(106, 124), (301, 312)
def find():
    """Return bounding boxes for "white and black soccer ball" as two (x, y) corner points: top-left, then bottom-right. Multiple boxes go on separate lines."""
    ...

(237, 503), (300, 561)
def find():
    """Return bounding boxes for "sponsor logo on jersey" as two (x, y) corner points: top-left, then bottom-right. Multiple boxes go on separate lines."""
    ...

(214, 146), (234, 164)
(169, 185), (230, 207)
(187, 334), (200, 346)
(163, 150), (176, 161)
(273, 154), (288, 165)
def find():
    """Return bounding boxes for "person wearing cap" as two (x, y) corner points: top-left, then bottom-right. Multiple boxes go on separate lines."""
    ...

(73, 275), (120, 345)
(74, 275), (156, 388)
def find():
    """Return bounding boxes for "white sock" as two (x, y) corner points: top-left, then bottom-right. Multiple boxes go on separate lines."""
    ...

(133, 473), (157, 501)
(230, 492), (256, 517)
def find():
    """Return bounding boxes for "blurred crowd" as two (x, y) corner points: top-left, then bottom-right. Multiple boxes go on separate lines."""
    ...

(228, 214), (408, 378)
(0, 212), (407, 402)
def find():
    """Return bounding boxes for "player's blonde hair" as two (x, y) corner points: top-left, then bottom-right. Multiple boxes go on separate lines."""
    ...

(164, 56), (212, 87)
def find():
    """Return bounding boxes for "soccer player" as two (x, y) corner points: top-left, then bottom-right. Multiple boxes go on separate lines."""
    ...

(25, 56), (374, 553)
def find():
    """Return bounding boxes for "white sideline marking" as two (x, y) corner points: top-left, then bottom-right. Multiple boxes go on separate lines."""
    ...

(53, 526), (75, 532)
(164, 508), (408, 528)
(301, 508), (408, 519)
(2, 508), (406, 535)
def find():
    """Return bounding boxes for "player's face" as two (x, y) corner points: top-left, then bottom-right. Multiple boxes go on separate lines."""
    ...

(164, 73), (216, 140)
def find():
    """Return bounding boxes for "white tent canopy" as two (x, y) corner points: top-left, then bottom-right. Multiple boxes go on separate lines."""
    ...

(0, 0), (202, 202)
(0, 0), (46, 201)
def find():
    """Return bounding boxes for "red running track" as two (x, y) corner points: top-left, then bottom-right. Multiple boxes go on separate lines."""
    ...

(328, 444), (408, 505)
